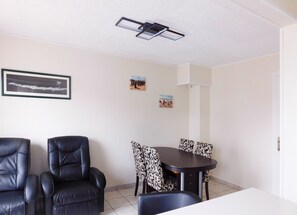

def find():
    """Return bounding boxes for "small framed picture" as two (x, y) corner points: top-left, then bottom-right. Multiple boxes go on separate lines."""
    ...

(130, 75), (146, 91)
(159, 95), (173, 108)
(1, 69), (71, 99)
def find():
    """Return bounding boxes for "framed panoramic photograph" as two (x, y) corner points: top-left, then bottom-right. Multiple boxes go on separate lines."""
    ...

(1, 69), (71, 99)
(159, 94), (173, 108)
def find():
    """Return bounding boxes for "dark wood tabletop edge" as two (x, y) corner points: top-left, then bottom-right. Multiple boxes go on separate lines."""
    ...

(154, 146), (218, 173)
(162, 161), (217, 173)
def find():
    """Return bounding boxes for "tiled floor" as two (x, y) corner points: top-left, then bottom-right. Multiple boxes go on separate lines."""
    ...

(102, 179), (239, 215)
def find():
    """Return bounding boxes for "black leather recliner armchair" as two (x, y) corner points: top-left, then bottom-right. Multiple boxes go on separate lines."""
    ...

(138, 191), (201, 215)
(0, 138), (38, 215)
(41, 136), (106, 215)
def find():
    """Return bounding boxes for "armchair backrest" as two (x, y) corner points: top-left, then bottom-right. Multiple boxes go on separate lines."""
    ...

(48, 136), (90, 182)
(138, 191), (201, 215)
(0, 138), (30, 191)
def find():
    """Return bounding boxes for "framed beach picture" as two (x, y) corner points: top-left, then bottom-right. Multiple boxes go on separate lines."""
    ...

(1, 69), (71, 99)
(130, 75), (146, 91)
(159, 94), (173, 108)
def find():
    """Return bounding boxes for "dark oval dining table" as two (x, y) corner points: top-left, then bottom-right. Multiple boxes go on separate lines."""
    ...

(155, 147), (217, 198)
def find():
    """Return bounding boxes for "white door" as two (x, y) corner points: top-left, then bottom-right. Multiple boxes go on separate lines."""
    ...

(272, 73), (280, 196)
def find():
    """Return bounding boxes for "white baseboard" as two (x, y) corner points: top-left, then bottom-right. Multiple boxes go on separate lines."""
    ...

(106, 182), (136, 192)
(210, 175), (244, 190)
(106, 177), (243, 192)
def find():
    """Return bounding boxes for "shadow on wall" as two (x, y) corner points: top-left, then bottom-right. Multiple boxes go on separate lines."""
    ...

(30, 143), (47, 175)
(89, 138), (110, 185)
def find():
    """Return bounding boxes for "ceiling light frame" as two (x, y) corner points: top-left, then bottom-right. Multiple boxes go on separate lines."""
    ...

(115, 17), (185, 41)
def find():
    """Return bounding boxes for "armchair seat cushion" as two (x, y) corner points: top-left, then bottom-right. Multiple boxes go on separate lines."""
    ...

(0, 191), (25, 214)
(53, 180), (99, 206)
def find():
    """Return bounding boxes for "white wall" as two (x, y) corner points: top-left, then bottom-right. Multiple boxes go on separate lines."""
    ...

(281, 24), (297, 202)
(189, 85), (210, 142)
(189, 86), (200, 140)
(0, 34), (189, 187)
(200, 86), (210, 142)
(264, 0), (297, 18)
(188, 65), (211, 142)
(210, 54), (279, 193)
(178, 63), (211, 142)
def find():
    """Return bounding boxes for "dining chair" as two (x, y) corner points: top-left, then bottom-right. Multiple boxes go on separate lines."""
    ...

(138, 191), (201, 215)
(193, 142), (213, 200)
(142, 145), (177, 192)
(179, 138), (194, 152)
(131, 141), (147, 196)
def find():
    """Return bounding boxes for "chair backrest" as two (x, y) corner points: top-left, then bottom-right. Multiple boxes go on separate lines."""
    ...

(179, 138), (194, 152)
(194, 142), (213, 158)
(0, 138), (30, 191)
(138, 191), (201, 215)
(142, 145), (164, 192)
(48, 136), (90, 182)
(131, 141), (146, 179)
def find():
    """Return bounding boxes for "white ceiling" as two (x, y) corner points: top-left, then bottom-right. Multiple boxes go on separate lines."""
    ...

(0, 0), (292, 67)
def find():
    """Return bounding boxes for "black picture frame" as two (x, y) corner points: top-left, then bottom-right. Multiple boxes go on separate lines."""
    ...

(1, 69), (71, 99)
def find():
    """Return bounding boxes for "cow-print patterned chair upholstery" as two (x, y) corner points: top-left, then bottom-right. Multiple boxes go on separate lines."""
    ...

(193, 142), (213, 200)
(142, 145), (177, 192)
(131, 141), (147, 196)
(179, 138), (194, 153)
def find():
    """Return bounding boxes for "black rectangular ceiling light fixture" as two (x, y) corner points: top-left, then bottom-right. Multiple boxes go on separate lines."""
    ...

(115, 17), (143, 32)
(115, 17), (185, 41)
(160, 29), (185, 41)
(136, 23), (168, 40)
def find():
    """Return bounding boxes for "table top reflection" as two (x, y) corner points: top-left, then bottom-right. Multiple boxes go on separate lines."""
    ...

(155, 147), (217, 173)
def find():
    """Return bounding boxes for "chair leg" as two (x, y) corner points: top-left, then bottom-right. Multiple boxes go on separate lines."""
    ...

(134, 176), (139, 196)
(142, 179), (146, 194)
(205, 182), (210, 200)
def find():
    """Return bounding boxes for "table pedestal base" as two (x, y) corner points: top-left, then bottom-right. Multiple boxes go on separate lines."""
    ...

(177, 172), (202, 198)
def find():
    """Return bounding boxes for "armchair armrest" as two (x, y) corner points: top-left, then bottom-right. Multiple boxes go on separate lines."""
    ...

(41, 171), (55, 198)
(89, 167), (106, 189)
(24, 174), (38, 203)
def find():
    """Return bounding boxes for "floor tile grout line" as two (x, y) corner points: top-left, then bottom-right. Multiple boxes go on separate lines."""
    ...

(106, 189), (137, 211)
(105, 200), (113, 211)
